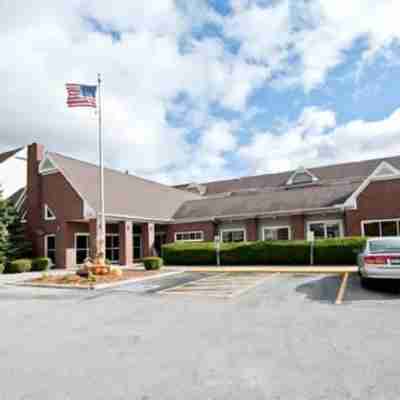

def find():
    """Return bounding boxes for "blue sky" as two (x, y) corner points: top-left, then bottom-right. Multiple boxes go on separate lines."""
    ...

(2, 0), (400, 184)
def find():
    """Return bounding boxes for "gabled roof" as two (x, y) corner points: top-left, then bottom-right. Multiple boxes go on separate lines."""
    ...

(176, 155), (400, 196)
(0, 147), (23, 164)
(48, 152), (200, 222)
(173, 179), (361, 221)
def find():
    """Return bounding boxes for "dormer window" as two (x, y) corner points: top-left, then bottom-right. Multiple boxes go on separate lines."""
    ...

(39, 156), (57, 175)
(44, 204), (56, 221)
(286, 166), (319, 186)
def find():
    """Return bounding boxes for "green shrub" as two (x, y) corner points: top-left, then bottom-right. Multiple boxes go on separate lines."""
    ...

(0, 264), (4, 274)
(162, 242), (215, 265)
(143, 257), (163, 270)
(313, 237), (366, 265)
(163, 237), (366, 266)
(31, 257), (51, 271)
(5, 258), (32, 273)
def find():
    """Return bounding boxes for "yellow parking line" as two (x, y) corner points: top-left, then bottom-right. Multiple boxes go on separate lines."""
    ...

(335, 272), (350, 305)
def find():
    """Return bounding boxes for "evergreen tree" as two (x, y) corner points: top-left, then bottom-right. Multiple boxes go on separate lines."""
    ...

(7, 206), (32, 260)
(0, 186), (32, 262)
(0, 187), (11, 263)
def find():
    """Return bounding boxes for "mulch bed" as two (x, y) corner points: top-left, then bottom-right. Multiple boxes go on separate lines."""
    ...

(28, 270), (164, 288)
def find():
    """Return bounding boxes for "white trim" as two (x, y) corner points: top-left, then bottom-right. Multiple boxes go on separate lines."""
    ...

(105, 213), (171, 224)
(174, 231), (204, 242)
(21, 210), (27, 223)
(44, 234), (56, 264)
(74, 232), (90, 266)
(286, 166), (319, 185)
(361, 218), (400, 237)
(220, 228), (246, 243)
(14, 188), (26, 212)
(39, 155), (58, 175)
(344, 161), (400, 209)
(44, 204), (56, 221)
(306, 219), (344, 239)
(262, 225), (291, 241)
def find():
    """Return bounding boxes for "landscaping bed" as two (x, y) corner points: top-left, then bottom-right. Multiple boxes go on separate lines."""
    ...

(25, 269), (173, 289)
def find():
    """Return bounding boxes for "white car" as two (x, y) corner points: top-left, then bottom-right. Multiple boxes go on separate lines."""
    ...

(358, 237), (400, 286)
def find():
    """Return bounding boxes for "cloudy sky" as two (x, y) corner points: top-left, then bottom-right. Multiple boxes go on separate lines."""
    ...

(2, 0), (400, 184)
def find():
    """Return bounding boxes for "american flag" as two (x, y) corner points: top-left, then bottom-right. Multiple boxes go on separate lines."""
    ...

(66, 83), (97, 108)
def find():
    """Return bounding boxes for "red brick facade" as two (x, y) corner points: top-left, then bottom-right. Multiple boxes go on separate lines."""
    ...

(345, 179), (400, 236)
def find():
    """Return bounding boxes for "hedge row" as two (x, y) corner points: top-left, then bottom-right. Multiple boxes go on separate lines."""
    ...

(162, 237), (366, 266)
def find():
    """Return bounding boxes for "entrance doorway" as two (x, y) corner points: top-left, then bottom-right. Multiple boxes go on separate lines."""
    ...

(45, 234), (56, 265)
(106, 233), (120, 264)
(75, 233), (90, 265)
(155, 232), (167, 256)
(133, 224), (143, 261)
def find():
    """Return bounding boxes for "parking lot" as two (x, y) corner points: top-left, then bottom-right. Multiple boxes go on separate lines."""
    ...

(1, 271), (400, 399)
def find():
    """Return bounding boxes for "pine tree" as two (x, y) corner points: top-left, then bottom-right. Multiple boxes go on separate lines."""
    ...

(0, 187), (11, 263)
(6, 206), (32, 260)
(0, 186), (32, 262)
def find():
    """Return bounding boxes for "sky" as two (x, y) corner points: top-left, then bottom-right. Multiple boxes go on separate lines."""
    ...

(2, 0), (400, 185)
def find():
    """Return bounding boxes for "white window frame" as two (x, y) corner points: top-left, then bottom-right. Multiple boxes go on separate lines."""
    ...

(361, 218), (400, 237)
(106, 233), (120, 264)
(39, 155), (58, 175)
(174, 231), (204, 242)
(306, 219), (344, 239)
(44, 234), (56, 264)
(74, 233), (90, 266)
(220, 228), (246, 243)
(44, 204), (56, 221)
(262, 225), (291, 241)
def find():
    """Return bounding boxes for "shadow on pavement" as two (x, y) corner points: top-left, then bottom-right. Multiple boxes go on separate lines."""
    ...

(296, 274), (400, 303)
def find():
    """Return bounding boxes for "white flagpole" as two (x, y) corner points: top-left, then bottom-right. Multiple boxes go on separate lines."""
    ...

(97, 73), (106, 263)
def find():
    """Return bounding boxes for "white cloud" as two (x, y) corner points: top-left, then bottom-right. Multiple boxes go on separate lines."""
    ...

(239, 106), (400, 174)
(291, 0), (400, 90)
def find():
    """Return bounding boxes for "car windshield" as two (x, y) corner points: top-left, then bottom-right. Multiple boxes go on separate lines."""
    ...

(369, 238), (400, 253)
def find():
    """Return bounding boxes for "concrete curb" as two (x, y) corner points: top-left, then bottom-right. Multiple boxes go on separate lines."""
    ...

(11, 270), (184, 291)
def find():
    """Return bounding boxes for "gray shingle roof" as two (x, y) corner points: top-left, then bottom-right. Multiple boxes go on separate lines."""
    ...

(173, 179), (362, 220)
(176, 155), (400, 195)
(49, 153), (200, 221)
(0, 147), (23, 164)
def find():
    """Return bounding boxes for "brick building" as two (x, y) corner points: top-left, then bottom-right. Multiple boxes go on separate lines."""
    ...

(2, 142), (400, 268)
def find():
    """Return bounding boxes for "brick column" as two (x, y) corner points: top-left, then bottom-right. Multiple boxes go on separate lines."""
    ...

(142, 223), (155, 257)
(245, 218), (258, 241)
(26, 143), (44, 257)
(290, 215), (305, 240)
(119, 221), (133, 266)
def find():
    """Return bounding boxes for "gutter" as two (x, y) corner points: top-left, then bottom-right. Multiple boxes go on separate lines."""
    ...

(170, 205), (348, 224)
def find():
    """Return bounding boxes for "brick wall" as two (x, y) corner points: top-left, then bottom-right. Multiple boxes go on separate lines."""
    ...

(290, 215), (305, 240)
(346, 179), (400, 236)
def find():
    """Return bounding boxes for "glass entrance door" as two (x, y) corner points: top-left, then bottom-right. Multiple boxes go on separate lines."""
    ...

(133, 224), (142, 261)
(106, 234), (120, 264)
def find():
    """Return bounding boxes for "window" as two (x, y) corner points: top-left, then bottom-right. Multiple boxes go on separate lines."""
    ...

(221, 229), (245, 243)
(44, 204), (56, 221)
(75, 233), (90, 265)
(175, 231), (204, 242)
(362, 219), (400, 237)
(308, 220), (343, 239)
(106, 234), (120, 264)
(133, 224), (142, 260)
(263, 226), (290, 241)
(45, 234), (56, 265)
(287, 167), (318, 186)
(39, 157), (57, 175)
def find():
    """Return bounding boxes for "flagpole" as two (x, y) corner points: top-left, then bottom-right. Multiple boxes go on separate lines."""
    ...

(97, 73), (106, 263)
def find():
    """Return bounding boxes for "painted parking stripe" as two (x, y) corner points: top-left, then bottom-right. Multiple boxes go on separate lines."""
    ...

(160, 273), (278, 298)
